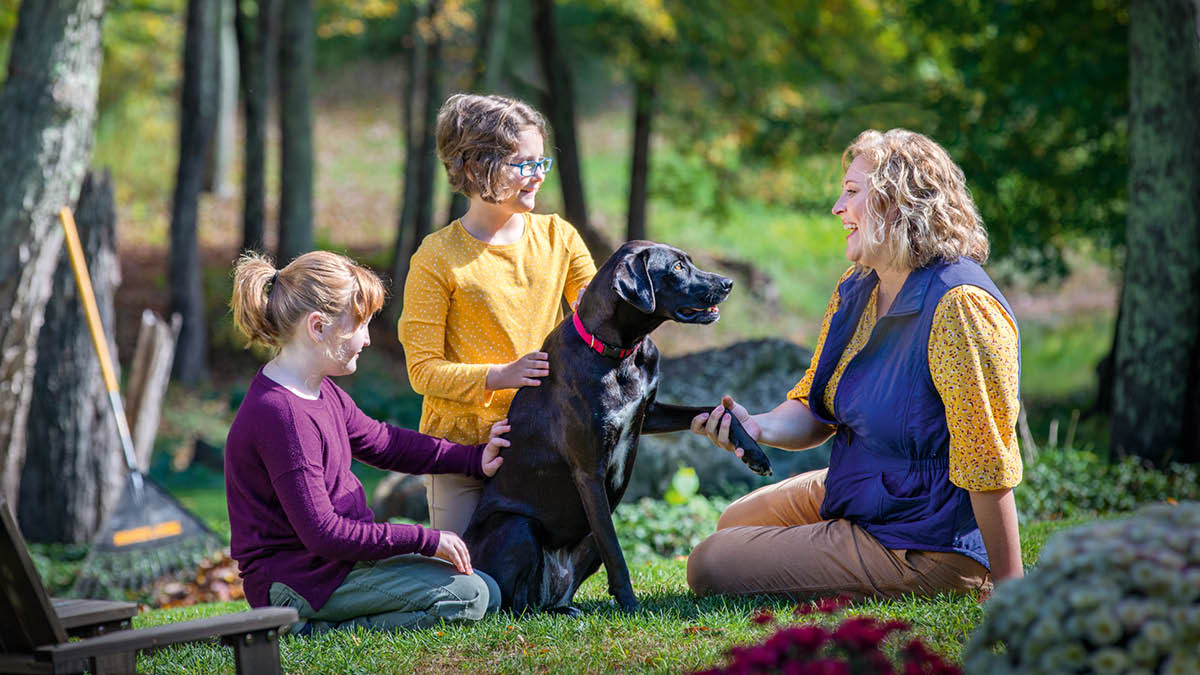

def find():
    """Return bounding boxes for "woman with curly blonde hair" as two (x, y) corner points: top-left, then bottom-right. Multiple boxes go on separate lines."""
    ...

(687, 129), (1023, 602)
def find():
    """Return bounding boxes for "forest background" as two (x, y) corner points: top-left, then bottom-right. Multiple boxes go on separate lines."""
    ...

(0, 0), (1198, 670)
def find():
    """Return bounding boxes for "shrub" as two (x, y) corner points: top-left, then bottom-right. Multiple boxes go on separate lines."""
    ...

(698, 595), (961, 674)
(1016, 447), (1199, 521)
(964, 501), (1200, 674)
(614, 466), (728, 562)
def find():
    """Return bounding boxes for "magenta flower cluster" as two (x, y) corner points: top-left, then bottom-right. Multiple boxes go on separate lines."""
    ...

(697, 595), (961, 675)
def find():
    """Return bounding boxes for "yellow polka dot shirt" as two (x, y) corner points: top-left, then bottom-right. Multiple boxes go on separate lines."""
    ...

(398, 213), (596, 445)
(789, 267), (1022, 491)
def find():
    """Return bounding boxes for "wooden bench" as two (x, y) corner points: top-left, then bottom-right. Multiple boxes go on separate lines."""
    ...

(1, 497), (297, 674)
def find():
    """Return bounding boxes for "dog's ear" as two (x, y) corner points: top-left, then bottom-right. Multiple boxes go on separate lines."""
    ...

(612, 249), (655, 313)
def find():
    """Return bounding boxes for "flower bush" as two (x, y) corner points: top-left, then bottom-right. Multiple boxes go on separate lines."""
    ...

(697, 595), (961, 674)
(964, 501), (1200, 674)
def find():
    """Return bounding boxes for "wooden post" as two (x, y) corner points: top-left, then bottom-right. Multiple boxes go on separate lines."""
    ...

(125, 312), (182, 472)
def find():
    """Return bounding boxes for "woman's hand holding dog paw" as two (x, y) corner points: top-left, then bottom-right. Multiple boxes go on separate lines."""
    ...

(434, 531), (473, 574)
(487, 351), (550, 390)
(691, 395), (761, 458)
(481, 419), (510, 477)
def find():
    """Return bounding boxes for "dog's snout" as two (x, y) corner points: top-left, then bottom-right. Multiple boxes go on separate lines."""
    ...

(719, 277), (733, 293)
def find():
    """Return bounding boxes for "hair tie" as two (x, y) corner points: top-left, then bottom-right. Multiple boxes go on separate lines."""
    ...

(269, 271), (279, 291)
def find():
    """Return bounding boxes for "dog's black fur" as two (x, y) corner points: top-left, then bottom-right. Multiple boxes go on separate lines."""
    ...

(462, 240), (771, 614)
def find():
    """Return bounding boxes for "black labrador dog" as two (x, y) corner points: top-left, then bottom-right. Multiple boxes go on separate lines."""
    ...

(463, 240), (771, 614)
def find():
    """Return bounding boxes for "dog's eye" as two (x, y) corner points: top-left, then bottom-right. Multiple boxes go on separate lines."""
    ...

(673, 261), (684, 272)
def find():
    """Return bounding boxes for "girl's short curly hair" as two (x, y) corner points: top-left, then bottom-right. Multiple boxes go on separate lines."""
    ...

(844, 129), (989, 271)
(436, 93), (548, 204)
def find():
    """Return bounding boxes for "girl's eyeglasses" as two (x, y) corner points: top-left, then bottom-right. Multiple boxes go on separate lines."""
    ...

(505, 157), (554, 177)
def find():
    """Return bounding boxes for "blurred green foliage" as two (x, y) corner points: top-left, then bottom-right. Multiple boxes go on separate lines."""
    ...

(0, 0), (1128, 278)
(1017, 446), (1200, 522)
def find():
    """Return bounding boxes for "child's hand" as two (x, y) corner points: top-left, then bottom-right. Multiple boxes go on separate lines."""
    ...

(486, 351), (549, 390)
(481, 419), (510, 477)
(433, 530), (473, 574)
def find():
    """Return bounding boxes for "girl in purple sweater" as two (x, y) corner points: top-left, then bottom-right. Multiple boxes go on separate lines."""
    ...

(226, 250), (507, 634)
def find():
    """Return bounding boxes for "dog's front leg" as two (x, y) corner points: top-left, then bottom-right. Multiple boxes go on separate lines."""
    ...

(572, 470), (639, 612)
(642, 402), (773, 476)
(640, 401), (710, 434)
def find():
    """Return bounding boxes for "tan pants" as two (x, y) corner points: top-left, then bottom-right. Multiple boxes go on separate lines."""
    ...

(687, 468), (991, 601)
(425, 473), (484, 535)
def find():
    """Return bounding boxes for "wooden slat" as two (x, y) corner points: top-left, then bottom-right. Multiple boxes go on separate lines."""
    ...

(0, 498), (68, 652)
(0, 653), (51, 674)
(52, 598), (138, 632)
(41, 607), (297, 665)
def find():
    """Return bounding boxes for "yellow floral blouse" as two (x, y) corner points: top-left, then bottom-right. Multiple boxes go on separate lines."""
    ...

(789, 267), (1022, 491)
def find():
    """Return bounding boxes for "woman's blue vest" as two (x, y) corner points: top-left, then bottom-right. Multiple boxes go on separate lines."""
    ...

(807, 258), (1017, 570)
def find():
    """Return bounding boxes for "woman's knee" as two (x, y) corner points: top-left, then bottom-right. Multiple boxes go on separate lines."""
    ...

(716, 498), (759, 530)
(687, 534), (733, 597)
(447, 572), (496, 621)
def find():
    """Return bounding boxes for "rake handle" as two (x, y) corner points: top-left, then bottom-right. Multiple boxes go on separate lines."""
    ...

(59, 207), (143, 483)
(60, 206), (120, 394)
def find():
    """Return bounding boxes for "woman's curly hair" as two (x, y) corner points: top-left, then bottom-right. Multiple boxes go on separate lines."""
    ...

(436, 93), (548, 204)
(844, 129), (988, 272)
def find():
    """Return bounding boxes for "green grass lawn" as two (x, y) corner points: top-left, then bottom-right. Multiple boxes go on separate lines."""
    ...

(116, 517), (1088, 674)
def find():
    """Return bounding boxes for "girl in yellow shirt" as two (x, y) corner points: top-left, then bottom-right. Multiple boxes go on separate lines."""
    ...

(398, 94), (596, 535)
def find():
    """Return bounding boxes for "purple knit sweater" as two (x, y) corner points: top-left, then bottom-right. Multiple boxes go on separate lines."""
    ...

(225, 370), (485, 610)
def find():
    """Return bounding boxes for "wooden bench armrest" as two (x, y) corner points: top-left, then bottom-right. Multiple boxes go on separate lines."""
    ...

(39, 607), (297, 666)
(52, 598), (139, 633)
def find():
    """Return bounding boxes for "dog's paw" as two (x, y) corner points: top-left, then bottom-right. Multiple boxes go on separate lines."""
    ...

(611, 590), (640, 613)
(725, 411), (773, 476)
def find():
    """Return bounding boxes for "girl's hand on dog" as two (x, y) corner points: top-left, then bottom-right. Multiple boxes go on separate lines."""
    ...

(487, 351), (550, 390)
(691, 395), (761, 458)
(434, 531), (473, 574)
(481, 419), (510, 477)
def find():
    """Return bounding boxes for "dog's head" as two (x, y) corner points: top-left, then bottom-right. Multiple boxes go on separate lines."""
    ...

(609, 241), (733, 324)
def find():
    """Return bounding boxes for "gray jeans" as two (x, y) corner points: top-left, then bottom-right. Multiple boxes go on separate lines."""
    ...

(268, 554), (501, 635)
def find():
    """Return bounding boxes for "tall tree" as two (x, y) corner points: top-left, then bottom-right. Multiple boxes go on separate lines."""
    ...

(20, 170), (125, 542)
(411, 0), (443, 266)
(387, 0), (443, 315)
(446, 0), (512, 224)
(1110, 0), (1200, 466)
(204, 0), (238, 198)
(170, 0), (220, 384)
(532, 0), (612, 260)
(0, 0), (106, 508)
(625, 72), (655, 242)
(277, 0), (314, 264)
(234, 0), (278, 252)
(387, 2), (429, 320)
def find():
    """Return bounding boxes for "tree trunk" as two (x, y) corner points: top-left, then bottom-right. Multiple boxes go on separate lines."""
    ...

(19, 171), (125, 543)
(1111, 0), (1200, 465)
(626, 75), (655, 242)
(234, 0), (276, 253)
(387, 3), (428, 322)
(0, 0), (106, 509)
(532, 0), (612, 261)
(170, 0), (220, 385)
(411, 0), (443, 264)
(203, 0), (238, 198)
(446, 0), (512, 224)
(277, 0), (314, 264)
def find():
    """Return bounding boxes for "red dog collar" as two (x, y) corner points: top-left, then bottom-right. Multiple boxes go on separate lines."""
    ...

(573, 312), (641, 360)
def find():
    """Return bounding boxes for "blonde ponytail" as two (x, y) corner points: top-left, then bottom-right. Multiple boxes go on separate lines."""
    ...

(230, 250), (386, 351)
(231, 252), (282, 349)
